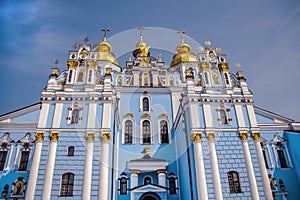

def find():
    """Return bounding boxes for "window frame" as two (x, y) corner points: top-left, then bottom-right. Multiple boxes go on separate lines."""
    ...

(139, 94), (152, 112)
(122, 115), (135, 144)
(60, 173), (75, 197)
(18, 151), (30, 171)
(142, 120), (151, 144)
(68, 146), (75, 156)
(158, 116), (171, 144)
(0, 151), (8, 171)
(227, 171), (242, 193)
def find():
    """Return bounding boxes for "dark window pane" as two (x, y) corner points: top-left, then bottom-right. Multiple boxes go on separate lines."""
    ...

(169, 177), (176, 194)
(61, 173), (74, 196)
(262, 150), (269, 169)
(277, 150), (288, 168)
(0, 151), (7, 171)
(120, 177), (127, 194)
(143, 121), (151, 143)
(143, 98), (149, 111)
(160, 121), (169, 143)
(227, 171), (241, 193)
(18, 151), (30, 171)
(125, 120), (133, 144)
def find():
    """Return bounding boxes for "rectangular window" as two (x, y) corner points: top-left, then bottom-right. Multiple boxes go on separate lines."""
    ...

(262, 149), (269, 169)
(277, 150), (288, 168)
(0, 151), (8, 171)
(18, 151), (30, 171)
(88, 69), (93, 83)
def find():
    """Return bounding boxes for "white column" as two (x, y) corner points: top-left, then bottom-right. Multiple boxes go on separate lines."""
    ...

(252, 132), (273, 200)
(42, 132), (59, 200)
(240, 132), (259, 200)
(207, 132), (223, 200)
(98, 132), (110, 200)
(26, 103), (49, 200)
(82, 133), (95, 200)
(82, 102), (97, 199)
(192, 133), (208, 200)
(157, 170), (167, 187)
(130, 171), (139, 188)
(25, 132), (44, 200)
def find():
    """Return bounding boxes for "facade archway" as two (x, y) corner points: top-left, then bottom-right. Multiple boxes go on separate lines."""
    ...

(139, 192), (161, 200)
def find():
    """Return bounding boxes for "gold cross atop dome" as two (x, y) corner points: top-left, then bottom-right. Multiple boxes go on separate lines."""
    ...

(177, 28), (186, 44)
(144, 145), (150, 156)
(101, 28), (110, 42)
(137, 25), (145, 42)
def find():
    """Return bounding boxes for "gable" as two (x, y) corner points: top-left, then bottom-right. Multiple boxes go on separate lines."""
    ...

(254, 106), (294, 124)
(0, 103), (41, 123)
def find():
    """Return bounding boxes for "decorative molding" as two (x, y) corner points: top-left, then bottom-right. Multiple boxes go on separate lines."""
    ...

(129, 170), (140, 174)
(158, 113), (168, 119)
(86, 133), (95, 142)
(100, 132), (110, 143)
(35, 132), (45, 142)
(141, 113), (151, 118)
(206, 132), (215, 142)
(239, 132), (248, 141)
(49, 132), (60, 141)
(251, 132), (260, 141)
(157, 169), (167, 174)
(191, 132), (202, 142)
(123, 113), (134, 118)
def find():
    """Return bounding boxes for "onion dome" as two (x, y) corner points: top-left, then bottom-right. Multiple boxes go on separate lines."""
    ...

(170, 30), (197, 67)
(96, 29), (119, 66)
(133, 26), (150, 58)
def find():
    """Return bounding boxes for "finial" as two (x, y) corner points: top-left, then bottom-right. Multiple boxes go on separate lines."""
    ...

(235, 63), (241, 69)
(158, 53), (162, 61)
(101, 28), (110, 42)
(137, 25), (145, 42)
(84, 37), (89, 43)
(205, 40), (211, 47)
(215, 47), (222, 52)
(198, 46), (204, 53)
(144, 145), (150, 156)
(54, 58), (59, 65)
(72, 43), (78, 49)
(177, 28), (186, 44)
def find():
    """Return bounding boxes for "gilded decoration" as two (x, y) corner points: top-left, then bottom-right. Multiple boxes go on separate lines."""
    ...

(49, 132), (60, 142)
(200, 63), (210, 71)
(144, 145), (150, 156)
(35, 132), (45, 142)
(191, 132), (202, 142)
(206, 132), (215, 142)
(141, 113), (151, 118)
(67, 60), (78, 69)
(87, 60), (96, 69)
(158, 113), (168, 119)
(100, 133), (111, 142)
(129, 169), (140, 174)
(86, 133), (95, 142)
(123, 113), (134, 118)
(239, 132), (248, 141)
(252, 132), (260, 141)
(218, 63), (229, 71)
(157, 169), (167, 174)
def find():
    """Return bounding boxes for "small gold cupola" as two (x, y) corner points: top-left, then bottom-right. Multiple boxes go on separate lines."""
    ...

(133, 26), (150, 58)
(96, 28), (119, 66)
(170, 29), (197, 67)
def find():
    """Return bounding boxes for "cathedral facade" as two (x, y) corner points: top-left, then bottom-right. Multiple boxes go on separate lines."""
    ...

(0, 28), (300, 200)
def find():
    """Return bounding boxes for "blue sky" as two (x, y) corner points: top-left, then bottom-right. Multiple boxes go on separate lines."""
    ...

(0, 0), (299, 121)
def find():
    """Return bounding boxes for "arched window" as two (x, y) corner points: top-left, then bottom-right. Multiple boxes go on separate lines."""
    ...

(144, 176), (152, 185)
(120, 177), (127, 195)
(142, 120), (151, 144)
(60, 173), (74, 196)
(71, 109), (80, 124)
(160, 120), (169, 143)
(0, 151), (7, 171)
(168, 172), (177, 194)
(227, 171), (241, 193)
(125, 120), (133, 144)
(68, 146), (75, 156)
(18, 151), (30, 171)
(142, 97), (149, 111)
(220, 109), (228, 124)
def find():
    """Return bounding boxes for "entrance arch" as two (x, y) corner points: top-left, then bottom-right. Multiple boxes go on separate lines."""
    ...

(139, 192), (161, 200)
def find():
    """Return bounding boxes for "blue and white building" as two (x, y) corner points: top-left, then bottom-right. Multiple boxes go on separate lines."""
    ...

(0, 28), (300, 200)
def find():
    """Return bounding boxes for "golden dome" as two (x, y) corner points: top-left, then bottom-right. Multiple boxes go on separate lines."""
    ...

(96, 37), (119, 66)
(133, 40), (150, 58)
(170, 42), (197, 67)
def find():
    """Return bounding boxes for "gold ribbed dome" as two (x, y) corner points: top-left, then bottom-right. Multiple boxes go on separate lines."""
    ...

(96, 36), (119, 66)
(170, 42), (197, 67)
(133, 39), (150, 58)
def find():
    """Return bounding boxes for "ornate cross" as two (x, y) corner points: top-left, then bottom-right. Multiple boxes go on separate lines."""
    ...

(137, 25), (145, 41)
(101, 28), (110, 41)
(178, 28), (185, 43)
(144, 145), (150, 156)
